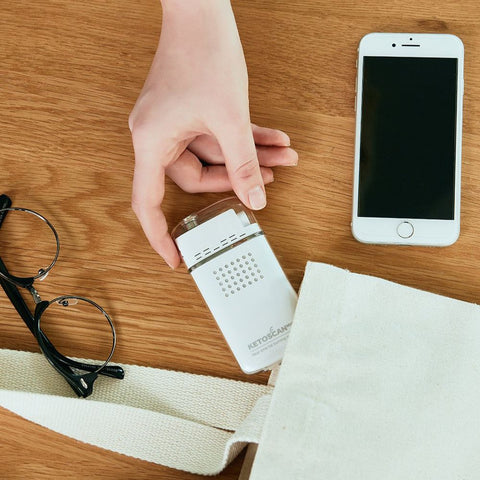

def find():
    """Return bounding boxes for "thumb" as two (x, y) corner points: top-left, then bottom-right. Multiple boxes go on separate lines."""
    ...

(217, 122), (267, 210)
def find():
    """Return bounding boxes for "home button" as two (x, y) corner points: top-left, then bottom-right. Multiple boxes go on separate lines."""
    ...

(397, 221), (414, 239)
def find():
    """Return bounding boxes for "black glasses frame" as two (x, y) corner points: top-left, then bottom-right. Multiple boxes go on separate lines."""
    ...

(0, 194), (124, 397)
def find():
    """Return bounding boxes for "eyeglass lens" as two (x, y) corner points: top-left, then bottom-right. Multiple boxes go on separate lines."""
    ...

(0, 207), (116, 370)
(39, 297), (115, 371)
(0, 208), (57, 279)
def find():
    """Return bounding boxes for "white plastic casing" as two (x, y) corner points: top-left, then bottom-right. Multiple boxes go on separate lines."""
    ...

(174, 204), (297, 374)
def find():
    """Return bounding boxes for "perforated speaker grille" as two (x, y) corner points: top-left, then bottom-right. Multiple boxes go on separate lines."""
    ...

(212, 252), (264, 297)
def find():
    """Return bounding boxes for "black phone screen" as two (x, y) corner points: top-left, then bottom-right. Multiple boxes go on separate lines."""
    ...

(358, 56), (458, 219)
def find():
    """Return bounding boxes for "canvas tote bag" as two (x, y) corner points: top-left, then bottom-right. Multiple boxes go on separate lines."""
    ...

(2, 262), (480, 478)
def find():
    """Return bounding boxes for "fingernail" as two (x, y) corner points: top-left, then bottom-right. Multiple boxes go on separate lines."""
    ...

(289, 150), (299, 166)
(166, 259), (176, 269)
(248, 186), (267, 210)
(278, 131), (291, 146)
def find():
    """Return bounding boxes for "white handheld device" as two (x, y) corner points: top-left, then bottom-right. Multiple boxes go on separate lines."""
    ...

(172, 198), (297, 374)
(352, 33), (464, 246)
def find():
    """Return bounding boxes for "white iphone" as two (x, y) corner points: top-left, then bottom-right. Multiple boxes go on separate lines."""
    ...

(352, 33), (464, 245)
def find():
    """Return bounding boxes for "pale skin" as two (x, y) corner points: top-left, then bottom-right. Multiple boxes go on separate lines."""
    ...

(129, 0), (298, 268)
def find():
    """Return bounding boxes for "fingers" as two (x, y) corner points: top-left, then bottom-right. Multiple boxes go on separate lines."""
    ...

(251, 124), (291, 146)
(216, 123), (267, 210)
(255, 146), (298, 167)
(166, 149), (274, 193)
(130, 115), (295, 268)
(188, 124), (293, 164)
(166, 150), (231, 192)
(187, 135), (224, 164)
(133, 198), (180, 269)
(130, 129), (182, 269)
(188, 135), (298, 167)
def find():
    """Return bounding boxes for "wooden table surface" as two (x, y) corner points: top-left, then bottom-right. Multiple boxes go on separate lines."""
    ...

(2, 0), (480, 478)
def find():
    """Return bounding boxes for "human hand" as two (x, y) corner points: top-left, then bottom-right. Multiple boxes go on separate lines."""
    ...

(129, 1), (298, 268)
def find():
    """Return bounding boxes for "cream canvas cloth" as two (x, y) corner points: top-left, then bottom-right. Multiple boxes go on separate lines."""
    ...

(251, 262), (480, 479)
(2, 262), (480, 477)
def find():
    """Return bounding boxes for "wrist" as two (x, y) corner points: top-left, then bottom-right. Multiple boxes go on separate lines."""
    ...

(158, 0), (239, 50)
(160, 0), (231, 17)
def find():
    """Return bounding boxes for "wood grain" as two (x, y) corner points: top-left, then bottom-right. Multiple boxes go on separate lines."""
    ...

(1, 0), (480, 478)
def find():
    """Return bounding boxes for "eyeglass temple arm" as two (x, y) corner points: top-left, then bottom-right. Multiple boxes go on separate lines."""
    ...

(0, 196), (36, 331)
(0, 259), (123, 380)
(0, 194), (12, 225)
(0, 259), (37, 334)
(0, 267), (123, 379)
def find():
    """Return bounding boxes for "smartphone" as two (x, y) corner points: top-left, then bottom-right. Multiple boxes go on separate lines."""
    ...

(352, 33), (464, 245)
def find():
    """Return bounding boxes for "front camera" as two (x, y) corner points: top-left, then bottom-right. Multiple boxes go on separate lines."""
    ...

(392, 43), (396, 47)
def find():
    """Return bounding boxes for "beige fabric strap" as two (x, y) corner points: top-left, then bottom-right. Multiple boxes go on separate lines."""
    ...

(0, 348), (272, 475)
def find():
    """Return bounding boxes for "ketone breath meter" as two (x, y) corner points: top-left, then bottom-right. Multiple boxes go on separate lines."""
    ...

(172, 198), (297, 374)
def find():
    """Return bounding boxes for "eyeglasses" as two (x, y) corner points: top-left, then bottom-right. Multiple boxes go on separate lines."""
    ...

(0, 194), (124, 397)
